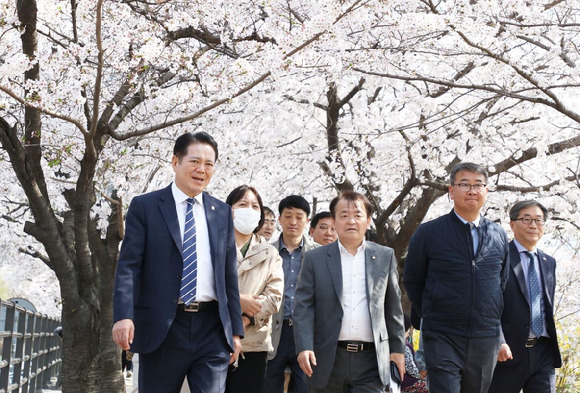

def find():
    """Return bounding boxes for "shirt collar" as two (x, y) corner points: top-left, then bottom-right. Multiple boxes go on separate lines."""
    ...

(171, 182), (204, 207)
(337, 239), (366, 256)
(454, 210), (481, 227)
(280, 235), (304, 252)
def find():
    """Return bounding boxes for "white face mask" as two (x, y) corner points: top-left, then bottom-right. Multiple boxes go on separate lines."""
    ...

(233, 207), (261, 235)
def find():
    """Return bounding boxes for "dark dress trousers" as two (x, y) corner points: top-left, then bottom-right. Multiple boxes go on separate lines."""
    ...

(488, 241), (561, 393)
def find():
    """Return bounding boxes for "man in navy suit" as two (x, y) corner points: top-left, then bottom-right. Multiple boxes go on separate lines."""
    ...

(488, 200), (561, 393)
(112, 132), (243, 393)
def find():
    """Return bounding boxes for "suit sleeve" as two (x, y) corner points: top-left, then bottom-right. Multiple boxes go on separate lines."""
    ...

(225, 207), (244, 337)
(549, 255), (557, 302)
(113, 197), (146, 323)
(293, 250), (316, 353)
(500, 230), (510, 292)
(403, 227), (428, 317)
(386, 250), (406, 354)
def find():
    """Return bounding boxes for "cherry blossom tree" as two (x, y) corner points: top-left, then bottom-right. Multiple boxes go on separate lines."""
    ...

(1, 0), (580, 390)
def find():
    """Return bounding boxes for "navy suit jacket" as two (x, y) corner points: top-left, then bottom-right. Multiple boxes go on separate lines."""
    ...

(498, 241), (561, 368)
(113, 184), (243, 354)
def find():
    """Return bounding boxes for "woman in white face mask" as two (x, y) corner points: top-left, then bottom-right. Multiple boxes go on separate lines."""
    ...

(224, 185), (284, 393)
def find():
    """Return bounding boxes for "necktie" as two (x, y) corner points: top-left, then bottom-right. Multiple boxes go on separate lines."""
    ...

(180, 198), (197, 305)
(524, 251), (544, 336)
(467, 222), (478, 255)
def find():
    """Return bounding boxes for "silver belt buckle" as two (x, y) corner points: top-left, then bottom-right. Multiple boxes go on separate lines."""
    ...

(288, 319), (293, 326)
(184, 302), (200, 312)
(346, 343), (359, 352)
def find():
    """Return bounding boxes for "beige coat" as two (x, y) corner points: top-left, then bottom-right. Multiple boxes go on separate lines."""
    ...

(238, 234), (284, 353)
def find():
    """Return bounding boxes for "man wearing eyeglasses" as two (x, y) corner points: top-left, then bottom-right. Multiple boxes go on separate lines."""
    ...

(309, 211), (337, 245)
(404, 162), (509, 393)
(488, 200), (561, 393)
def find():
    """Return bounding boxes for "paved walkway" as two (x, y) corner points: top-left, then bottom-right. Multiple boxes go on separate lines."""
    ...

(39, 374), (134, 392)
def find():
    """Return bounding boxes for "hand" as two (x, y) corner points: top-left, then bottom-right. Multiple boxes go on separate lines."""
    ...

(497, 343), (513, 362)
(297, 350), (317, 377)
(240, 294), (262, 316)
(242, 315), (252, 328)
(390, 352), (405, 381)
(419, 370), (428, 379)
(112, 319), (134, 351)
(230, 335), (242, 365)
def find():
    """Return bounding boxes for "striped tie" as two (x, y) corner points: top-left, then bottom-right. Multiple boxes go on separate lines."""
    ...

(525, 251), (544, 336)
(180, 198), (197, 305)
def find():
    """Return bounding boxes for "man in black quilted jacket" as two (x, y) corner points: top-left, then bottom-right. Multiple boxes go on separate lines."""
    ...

(404, 162), (509, 393)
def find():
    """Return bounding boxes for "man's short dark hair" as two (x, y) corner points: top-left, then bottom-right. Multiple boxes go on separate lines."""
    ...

(310, 211), (331, 229)
(509, 200), (549, 222)
(263, 206), (275, 217)
(329, 191), (373, 219)
(449, 162), (488, 185)
(225, 185), (265, 233)
(173, 132), (219, 161)
(278, 195), (310, 216)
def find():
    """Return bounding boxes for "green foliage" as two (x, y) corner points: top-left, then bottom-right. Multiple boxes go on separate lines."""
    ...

(556, 320), (580, 392)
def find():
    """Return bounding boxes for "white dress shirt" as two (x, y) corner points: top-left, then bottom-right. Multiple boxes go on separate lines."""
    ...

(337, 239), (374, 342)
(172, 182), (217, 302)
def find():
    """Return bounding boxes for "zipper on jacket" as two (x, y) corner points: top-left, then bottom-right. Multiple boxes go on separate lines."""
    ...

(466, 224), (476, 336)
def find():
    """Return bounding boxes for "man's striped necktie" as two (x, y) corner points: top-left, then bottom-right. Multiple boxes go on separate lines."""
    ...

(180, 198), (198, 305)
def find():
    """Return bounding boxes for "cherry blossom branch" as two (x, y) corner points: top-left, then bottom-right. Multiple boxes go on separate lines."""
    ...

(0, 85), (88, 133)
(88, 0), (105, 139)
(352, 66), (580, 124)
(495, 176), (577, 192)
(108, 70), (271, 140)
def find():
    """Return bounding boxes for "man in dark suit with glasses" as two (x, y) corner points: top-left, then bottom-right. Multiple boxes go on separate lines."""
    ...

(488, 200), (561, 393)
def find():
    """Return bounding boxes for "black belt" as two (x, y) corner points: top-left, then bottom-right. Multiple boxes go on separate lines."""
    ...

(526, 336), (548, 348)
(337, 341), (374, 352)
(283, 319), (293, 326)
(177, 301), (218, 312)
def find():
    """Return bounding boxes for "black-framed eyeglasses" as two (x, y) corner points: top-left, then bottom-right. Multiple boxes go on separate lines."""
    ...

(514, 217), (546, 226)
(453, 183), (487, 193)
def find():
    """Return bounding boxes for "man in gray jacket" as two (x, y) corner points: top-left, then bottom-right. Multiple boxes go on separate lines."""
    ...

(293, 191), (405, 392)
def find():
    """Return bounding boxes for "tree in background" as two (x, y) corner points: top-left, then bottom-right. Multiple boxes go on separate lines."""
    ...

(0, 0), (360, 390)
(1, 0), (580, 390)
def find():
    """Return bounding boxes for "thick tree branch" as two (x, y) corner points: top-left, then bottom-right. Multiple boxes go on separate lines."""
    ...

(108, 71), (271, 140)
(166, 26), (277, 46)
(490, 134), (580, 176)
(376, 132), (418, 225)
(352, 67), (580, 124)
(108, 70), (176, 132)
(496, 172), (580, 192)
(18, 246), (52, 267)
(0, 84), (88, 133)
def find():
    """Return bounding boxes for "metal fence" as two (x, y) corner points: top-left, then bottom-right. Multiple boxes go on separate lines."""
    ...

(0, 299), (62, 393)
